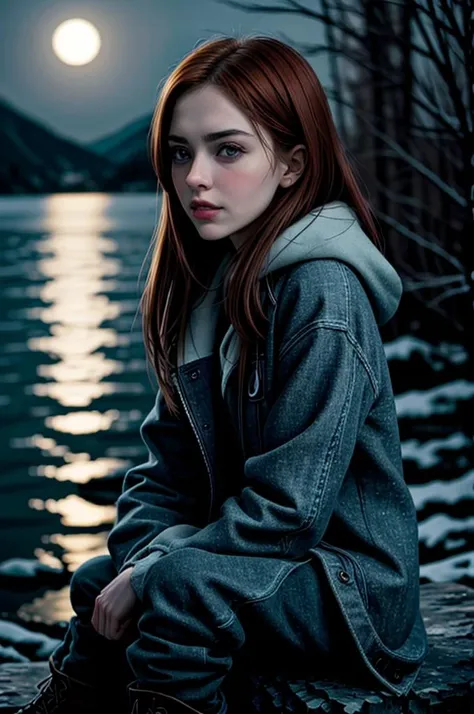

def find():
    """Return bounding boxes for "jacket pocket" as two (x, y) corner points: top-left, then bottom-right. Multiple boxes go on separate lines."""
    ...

(319, 541), (370, 610)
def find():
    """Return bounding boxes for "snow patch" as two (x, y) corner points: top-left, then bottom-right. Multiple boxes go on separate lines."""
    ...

(0, 620), (60, 662)
(409, 469), (474, 510)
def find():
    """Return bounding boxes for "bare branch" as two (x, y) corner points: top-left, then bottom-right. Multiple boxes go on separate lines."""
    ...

(413, 3), (470, 137)
(426, 283), (470, 308)
(438, 0), (465, 38)
(403, 274), (467, 291)
(413, 73), (461, 134)
(368, 175), (463, 228)
(287, 32), (464, 138)
(326, 89), (467, 207)
(214, 0), (433, 62)
(375, 210), (465, 272)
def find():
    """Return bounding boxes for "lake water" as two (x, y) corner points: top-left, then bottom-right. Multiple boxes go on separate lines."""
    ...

(0, 193), (472, 642)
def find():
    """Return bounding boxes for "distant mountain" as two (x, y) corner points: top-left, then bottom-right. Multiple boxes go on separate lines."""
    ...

(0, 98), (115, 195)
(86, 114), (153, 165)
(85, 113), (157, 192)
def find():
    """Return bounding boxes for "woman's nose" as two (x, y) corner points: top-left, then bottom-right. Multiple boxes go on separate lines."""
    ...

(185, 154), (213, 188)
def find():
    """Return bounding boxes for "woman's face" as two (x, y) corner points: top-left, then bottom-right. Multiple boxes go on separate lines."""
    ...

(168, 84), (292, 250)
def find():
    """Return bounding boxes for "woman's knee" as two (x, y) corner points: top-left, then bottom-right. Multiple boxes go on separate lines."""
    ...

(70, 554), (117, 611)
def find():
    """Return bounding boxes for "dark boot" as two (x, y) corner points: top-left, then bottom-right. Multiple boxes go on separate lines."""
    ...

(13, 654), (125, 714)
(128, 681), (208, 714)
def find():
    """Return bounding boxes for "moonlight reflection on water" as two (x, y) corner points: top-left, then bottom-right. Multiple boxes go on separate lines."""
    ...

(28, 494), (116, 528)
(0, 193), (158, 624)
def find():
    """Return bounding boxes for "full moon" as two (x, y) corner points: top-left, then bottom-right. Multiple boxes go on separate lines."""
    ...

(52, 19), (101, 66)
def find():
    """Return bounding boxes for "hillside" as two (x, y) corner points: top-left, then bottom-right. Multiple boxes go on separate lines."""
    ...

(85, 113), (156, 192)
(0, 98), (115, 195)
(87, 114), (152, 165)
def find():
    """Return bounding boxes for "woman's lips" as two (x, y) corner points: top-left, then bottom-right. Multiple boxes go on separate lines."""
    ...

(192, 206), (222, 220)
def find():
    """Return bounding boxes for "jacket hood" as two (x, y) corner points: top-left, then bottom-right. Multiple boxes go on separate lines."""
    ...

(177, 201), (403, 397)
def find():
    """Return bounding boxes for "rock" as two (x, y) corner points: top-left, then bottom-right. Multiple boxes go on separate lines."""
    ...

(0, 559), (66, 590)
(232, 583), (474, 713)
(0, 583), (473, 712)
(0, 663), (50, 712)
(0, 621), (61, 664)
(0, 560), (63, 580)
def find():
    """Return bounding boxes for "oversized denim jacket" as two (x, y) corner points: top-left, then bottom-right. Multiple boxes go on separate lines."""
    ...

(107, 201), (429, 695)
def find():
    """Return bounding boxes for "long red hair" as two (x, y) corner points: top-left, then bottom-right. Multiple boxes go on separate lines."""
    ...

(141, 35), (383, 417)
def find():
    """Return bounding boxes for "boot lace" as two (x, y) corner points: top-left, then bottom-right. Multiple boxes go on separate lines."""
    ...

(131, 697), (168, 714)
(21, 673), (69, 714)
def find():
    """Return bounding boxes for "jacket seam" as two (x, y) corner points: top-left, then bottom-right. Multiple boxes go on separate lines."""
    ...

(278, 320), (343, 360)
(305, 336), (355, 533)
(279, 322), (379, 400)
(281, 337), (358, 544)
(344, 329), (380, 400)
(355, 478), (379, 552)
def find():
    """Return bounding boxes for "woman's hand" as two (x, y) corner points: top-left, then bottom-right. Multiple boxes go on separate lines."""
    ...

(91, 565), (138, 640)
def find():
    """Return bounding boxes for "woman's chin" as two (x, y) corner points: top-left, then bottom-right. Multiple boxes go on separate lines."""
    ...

(196, 224), (231, 241)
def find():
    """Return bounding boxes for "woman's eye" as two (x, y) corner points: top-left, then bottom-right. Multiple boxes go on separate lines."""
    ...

(170, 147), (188, 162)
(170, 144), (243, 163)
(220, 144), (242, 158)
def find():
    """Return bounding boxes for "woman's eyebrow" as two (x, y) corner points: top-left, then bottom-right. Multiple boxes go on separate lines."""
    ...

(167, 129), (254, 143)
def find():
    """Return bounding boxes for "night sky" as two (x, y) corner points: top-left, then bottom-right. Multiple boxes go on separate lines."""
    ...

(0, 0), (329, 144)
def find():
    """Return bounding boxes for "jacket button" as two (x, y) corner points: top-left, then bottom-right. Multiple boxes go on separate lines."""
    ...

(203, 423), (209, 430)
(190, 370), (199, 380)
(338, 570), (351, 584)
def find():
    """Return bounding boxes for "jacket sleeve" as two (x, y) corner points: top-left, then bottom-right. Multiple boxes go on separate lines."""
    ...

(106, 387), (206, 574)
(129, 310), (377, 597)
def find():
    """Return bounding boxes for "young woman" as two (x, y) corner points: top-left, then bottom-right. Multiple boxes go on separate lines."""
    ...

(16, 34), (428, 714)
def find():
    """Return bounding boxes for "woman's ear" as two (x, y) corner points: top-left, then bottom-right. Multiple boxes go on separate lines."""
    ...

(280, 144), (307, 187)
